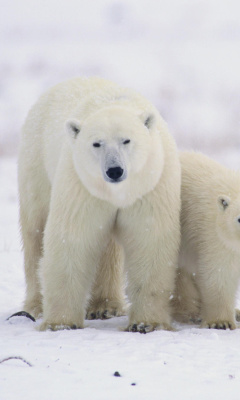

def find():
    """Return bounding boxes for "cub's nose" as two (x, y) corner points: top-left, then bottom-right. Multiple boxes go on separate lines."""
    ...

(106, 166), (124, 181)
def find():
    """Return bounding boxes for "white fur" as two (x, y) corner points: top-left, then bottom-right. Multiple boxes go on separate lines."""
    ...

(174, 151), (240, 329)
(18, 77), (181, 332)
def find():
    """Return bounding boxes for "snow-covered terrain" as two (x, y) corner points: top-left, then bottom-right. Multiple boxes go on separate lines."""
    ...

(1, 0), (240, 399)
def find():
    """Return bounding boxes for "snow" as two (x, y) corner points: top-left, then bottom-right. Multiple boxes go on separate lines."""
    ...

(1, 0), (240, 398)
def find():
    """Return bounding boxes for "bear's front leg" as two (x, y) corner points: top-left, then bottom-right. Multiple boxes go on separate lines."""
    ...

(200, 298), (236, 330)
(200, 295), (237, 330)
(39, 182), (117, 331)
(86, 238), (127, 320)
(126, 266), (176, 333)
(197, 256), (239, 330)
(39, 238), (92, 331)
(116, 201), (180, 333)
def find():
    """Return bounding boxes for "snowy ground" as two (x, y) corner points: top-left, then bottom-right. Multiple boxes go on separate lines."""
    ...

(1, 0), (240, 399)
(1, 156), (240, 400)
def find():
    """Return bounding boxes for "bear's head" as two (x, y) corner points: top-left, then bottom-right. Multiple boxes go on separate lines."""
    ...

(65, 105), (164, 207)
(216, 194), (240, 253)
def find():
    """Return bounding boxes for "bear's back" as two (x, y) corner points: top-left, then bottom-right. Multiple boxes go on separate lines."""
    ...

(180, 151), (240, 212)
(180, 151), (240, 247)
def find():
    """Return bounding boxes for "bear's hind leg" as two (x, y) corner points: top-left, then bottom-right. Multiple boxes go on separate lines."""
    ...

(86, 238), (128, 320)
(21, 221), (44, 318)
(20, 202), (48, 319)
(171, 269), (201, 324)
(19, 164), (50, 319)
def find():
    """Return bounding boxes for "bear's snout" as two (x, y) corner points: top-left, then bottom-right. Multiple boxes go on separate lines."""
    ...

(106, 166), (124, 182)
(237, 216), (240, 224)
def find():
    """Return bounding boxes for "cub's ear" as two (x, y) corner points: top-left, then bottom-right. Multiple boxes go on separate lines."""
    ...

(139, 112), (156, 130)
(65, 119), (81, 140)
(217, 195), (230, 211)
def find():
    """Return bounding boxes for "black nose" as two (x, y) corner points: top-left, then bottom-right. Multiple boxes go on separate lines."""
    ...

(106, 167), (123, 181)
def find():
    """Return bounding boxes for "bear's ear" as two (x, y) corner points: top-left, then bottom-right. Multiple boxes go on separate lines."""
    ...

(217, 195), (230, 211)
(65, 119), (81, 140)
(139, 112), (156, 130)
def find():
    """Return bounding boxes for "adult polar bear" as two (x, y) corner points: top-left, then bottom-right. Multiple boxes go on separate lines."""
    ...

(18, 77), (181, 332)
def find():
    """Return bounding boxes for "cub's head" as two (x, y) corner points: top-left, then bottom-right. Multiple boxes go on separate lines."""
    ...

(65, 105), (164, 207)
(217, 194), (240, 252)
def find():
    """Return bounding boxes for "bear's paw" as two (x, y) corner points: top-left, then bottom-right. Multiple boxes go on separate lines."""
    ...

(86, 299), (127, 320)
(126, 322), (175, 334)
(38, 321), (83, 331)
(201, 320), (236, 330)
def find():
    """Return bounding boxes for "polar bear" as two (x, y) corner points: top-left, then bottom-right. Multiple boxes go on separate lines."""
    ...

(172, 151), (240, 329)
(18, 77), (181, 332)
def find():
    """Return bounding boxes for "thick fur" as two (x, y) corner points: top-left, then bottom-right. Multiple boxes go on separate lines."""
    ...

(171, 269), (201, 324)
(172, 152), (240, 329)
(18, 77), (181, 332)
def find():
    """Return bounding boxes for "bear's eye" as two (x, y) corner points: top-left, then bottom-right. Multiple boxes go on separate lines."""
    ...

(93, 142), (101, 148)
(221, 199), (228, 209)
(123, 139), (130, 145)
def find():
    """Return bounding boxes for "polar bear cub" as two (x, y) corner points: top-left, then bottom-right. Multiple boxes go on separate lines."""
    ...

(174, 151), (240, 329)
(18, 77), (181, 332)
